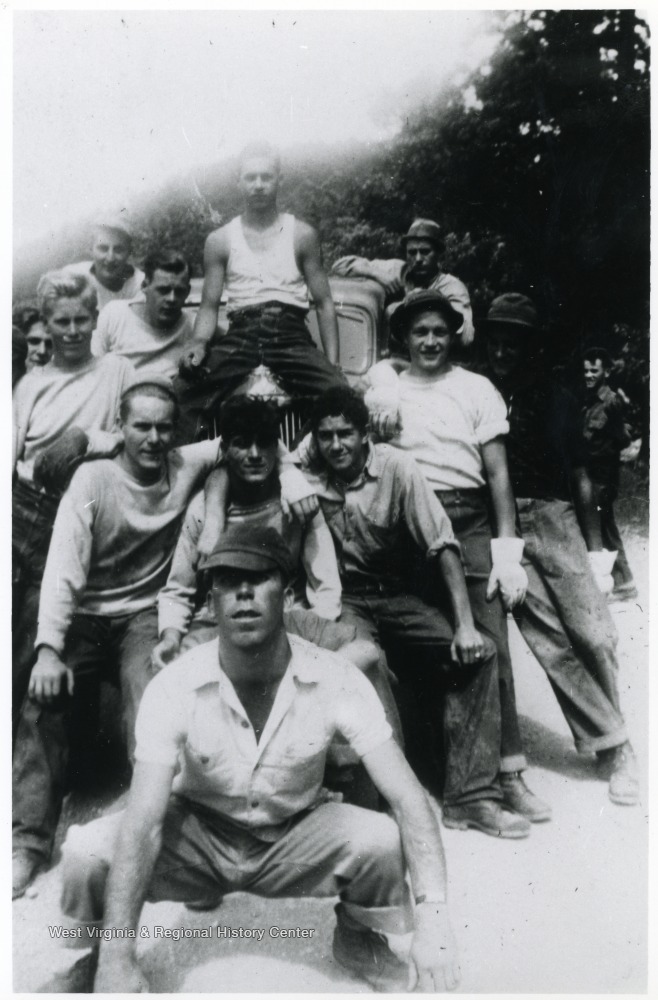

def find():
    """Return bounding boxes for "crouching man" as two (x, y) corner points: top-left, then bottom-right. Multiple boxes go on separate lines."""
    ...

(58, 527), (459, 993)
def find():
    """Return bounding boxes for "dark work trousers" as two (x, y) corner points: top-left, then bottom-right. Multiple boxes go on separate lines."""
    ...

(433, 489), (526, 773)
(174, 303), (346, 442)
(589, 468), (636, 591)
(12, 479), (60, 739)
(514, 498), (627, 754)
(12, 607), (159, 863)
(339, 587), (502, 806)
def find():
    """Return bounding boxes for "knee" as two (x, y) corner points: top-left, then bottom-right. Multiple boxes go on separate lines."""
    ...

(61, 815), (120, 883)
(335, 806), (404, 867)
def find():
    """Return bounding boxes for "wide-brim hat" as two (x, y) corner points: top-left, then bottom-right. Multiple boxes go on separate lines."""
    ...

(390, 289), (464, 345)
(200, 525), (295, 580)
(484, 293), (538, 331)
(400, 219), (445, 253)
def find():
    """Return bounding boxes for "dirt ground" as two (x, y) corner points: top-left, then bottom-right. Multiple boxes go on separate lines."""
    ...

(11, 499), (650, 994)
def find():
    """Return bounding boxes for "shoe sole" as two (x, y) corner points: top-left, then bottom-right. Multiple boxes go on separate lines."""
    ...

(502, 803), (552, 823)
(443, 814), (530, 839)
(608, 789), (640, 806)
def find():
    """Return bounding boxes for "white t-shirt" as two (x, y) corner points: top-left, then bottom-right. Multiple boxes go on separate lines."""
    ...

(64, 260), (145, 311)
(12, 354), (135, 484)
(384, 365), (509, 490)
(94, 299), (195, 379)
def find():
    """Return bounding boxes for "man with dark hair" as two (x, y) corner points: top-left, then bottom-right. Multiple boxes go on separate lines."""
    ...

(12, 377), (225, 898)
(12, 302), (53, 369)
(64, 216), (145, 310)
(298, 385), (531, 839)
(176, 142), (345, 431)
(93, 248), (194, 379)
(481, 293), (639, 808)
(332, 218), (474, 345)
(56, 525), (460, 994)
(581, 347), (637, 600)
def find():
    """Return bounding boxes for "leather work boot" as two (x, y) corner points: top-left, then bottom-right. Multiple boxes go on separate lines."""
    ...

(500, 771), (552, 822)
(12, 849), (45, 900)
(443, 799), (531, 839)
(598, 743), (640, 806)
(332, 904), (410, 992)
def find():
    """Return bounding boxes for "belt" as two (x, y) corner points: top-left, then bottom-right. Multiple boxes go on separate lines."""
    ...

(228, 301), (308, 320)
(434, 487), (488, 503)
(342, 579), (400, 598)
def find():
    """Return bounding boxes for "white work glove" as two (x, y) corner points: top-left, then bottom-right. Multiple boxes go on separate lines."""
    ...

(588, 549), (617, 594)
(486, 538), (528, 610)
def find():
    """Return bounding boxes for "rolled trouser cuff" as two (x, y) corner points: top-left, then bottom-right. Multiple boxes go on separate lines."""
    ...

(576, 727), (628, 755)
(337, 899), (414, 936)
(499, 754), (527, 773)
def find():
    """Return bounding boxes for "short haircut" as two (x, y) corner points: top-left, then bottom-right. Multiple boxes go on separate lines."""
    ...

(142, 248), (190, 284)
(583, 346), (613, 369)
(36, 271), (98, 319)
(238, 141), (282, 174)
(12, 301), (42, 335)
(310, 386), (369, 436)
(219, 396), (281, 446)
(119, 383), (179, 424)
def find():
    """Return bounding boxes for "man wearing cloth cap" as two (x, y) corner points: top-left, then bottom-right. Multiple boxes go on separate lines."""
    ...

(481, 293), (639, 807)
(361, 289), (550, 828)
(12, 376), (226, 897)
(56, 525), (460, 994)
(333, 218), (474, 345)
(64, 216), (145, 311)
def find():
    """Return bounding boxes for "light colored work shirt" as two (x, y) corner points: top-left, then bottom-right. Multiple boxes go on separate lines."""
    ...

(301, 443), (459, 590)
(64, 260), (145, 311)
(93, 300), (195, 379)
(12, 354), (135, 484)
(158, 491), (342, 635)
(135, 634), (391, 836)
(37, 440), (222, 654)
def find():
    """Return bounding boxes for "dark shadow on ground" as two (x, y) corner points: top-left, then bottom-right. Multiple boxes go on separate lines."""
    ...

(519, 715), (599, 782)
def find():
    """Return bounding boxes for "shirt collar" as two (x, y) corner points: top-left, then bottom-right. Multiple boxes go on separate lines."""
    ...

(184, 635), (324, 691)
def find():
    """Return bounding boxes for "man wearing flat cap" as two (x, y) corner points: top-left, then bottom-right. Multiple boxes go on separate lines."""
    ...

(12, 376), (227, 898)
(65, 216), (145, 311)
(56, 524), (461, 994)
(361, 289), (551, 831)
(332, 218), (474, 345)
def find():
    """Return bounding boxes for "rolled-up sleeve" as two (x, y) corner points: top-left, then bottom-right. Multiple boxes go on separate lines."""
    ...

(300, 510), (342, 620)
(134, 673), (183, 766)
(473, 378), (509, 446)
(400, 455), (461, 559)
(158, 492), (205, 636)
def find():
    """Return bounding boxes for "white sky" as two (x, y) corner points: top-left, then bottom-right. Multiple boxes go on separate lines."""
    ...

(13, 9), (498, 248)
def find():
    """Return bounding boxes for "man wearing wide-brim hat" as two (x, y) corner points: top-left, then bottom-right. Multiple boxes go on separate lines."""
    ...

(332, 218), (474, 345)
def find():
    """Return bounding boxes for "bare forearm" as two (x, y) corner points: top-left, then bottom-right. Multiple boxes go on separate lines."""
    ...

(102, 819), (162, 953)
(571, 467), (603, 550)
(391, 787), (448, 902)
(192, 303), (221, 346)
(438, 548), (475, 628)
(482, 439), (517, 537)
(316, 300), (339, 364)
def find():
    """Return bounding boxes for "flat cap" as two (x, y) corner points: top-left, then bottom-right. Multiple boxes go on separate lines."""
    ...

(200, 525), (295, 579)
(400, 219), (444, 250)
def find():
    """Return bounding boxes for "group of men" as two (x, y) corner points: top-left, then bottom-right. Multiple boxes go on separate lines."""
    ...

(12, 142), (640, 993)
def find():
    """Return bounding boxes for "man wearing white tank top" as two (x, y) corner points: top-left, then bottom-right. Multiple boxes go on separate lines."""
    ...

(177, 142), (345, 437)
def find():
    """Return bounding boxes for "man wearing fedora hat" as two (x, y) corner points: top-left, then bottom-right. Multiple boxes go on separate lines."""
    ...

(481, 292), (639, 808)
(361, 289), (551, 826)
(56, 524), (461, 994)
(12, 376), (229, 898)
(65, 216), (145, 311)
(332, 218), (474, 345)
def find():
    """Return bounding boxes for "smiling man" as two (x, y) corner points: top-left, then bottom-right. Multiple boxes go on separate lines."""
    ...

(56, 525), (460, 994)
(65, 217), (145, 311)
(93, 248), (195, 379)
(12, 377), (225, 898)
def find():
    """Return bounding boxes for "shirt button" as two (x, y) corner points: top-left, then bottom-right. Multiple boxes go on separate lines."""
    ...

(241, 721), (249, 729)
(251, 800), (259, 809)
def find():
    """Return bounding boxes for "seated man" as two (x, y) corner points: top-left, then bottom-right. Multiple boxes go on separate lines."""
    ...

(332, 218), (474, 345)
(12, 378), (223, 898)
(582, 347), (637, 601)
(56, 526), (460, 994)
(64, 216), (145, 310)
(93, 248), (195, 379)
(176, 142), (346, 437)
(297, 386), (530, 839)
(482, 293), (639, 807)
(154, 395), (342, 670)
